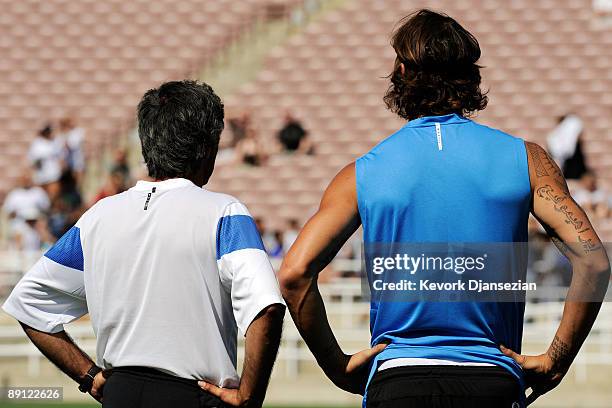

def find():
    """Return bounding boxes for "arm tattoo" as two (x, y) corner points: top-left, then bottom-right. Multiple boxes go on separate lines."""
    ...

(527, 143), (566, 189)
(547, 335), (573, 372)
(551, 236), (572, 257)
(527, 142), (550, 177)
(536, 183), (600, 254)
(558, 204), (585, 230)
(530, 144), (600, 255)
(536, 185), (566, 205)
(578, 236), (601, 253)
(537, 184), (589, 232)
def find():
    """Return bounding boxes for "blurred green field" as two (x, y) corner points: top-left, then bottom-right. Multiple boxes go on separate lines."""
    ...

(0, 404), (94, 408)
(0, 404), (350, 408)
(0, 404), (93, 408)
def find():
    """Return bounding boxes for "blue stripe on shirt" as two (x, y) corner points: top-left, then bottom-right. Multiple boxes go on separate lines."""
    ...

(216, 215), (265, 260)
(44, 226), (84, 271)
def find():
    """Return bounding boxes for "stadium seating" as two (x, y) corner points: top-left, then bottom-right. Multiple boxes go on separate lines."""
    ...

(208, 0), (612, 237)
(0, 0), (302, 193)
(0, 0), (610, 237)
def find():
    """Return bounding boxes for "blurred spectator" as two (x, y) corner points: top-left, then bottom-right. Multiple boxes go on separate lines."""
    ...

(110, 148), (131, 185)
(227, 111), (251, 148)
(2, 171), (50, 220)
(572, 170), (611, 218)
(58, 170), (82, 212)
(28, 124), (64, 199)
(268, 230), (285, 258)
(48, 171), (83, 238)
(277, 112), (314, 154)
(93, 169), (128, 204)
(57, 117), (86, 184)
(8, 207), (42, 251)
(547, 114), (587, 179)
(255, 217), (278, 254)
(283, 218), (300, 250)
(236, 128), (268, 166)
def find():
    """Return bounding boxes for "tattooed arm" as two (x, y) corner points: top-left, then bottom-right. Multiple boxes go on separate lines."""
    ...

(501, 142), (610, 405)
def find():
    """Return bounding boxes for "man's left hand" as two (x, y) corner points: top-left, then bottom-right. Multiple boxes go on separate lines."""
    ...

(327, 343), (388, 395)
(500, 345), (566, 406)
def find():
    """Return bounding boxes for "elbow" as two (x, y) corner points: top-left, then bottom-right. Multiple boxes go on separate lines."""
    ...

(580, 252), (611, 299)
(259, 303), (286, 327)
(278, 259), (310, 296)
(587, 251), (611, 278)
(265, 302), (286, 319)
(597, 260), (611, 281)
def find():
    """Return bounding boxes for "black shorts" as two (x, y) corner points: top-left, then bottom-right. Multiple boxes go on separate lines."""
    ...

(103, 367), (225, 408)
(366, 365), (521, 408)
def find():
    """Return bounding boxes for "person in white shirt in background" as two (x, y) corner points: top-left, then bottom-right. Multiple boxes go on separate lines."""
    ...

(57, 117), (86, 185)
(546, 113), (588, 179)
(572, 170), (611, 218)
(9, 207), (43, 252)
(2, 172), (51, 252)
(27, 124), (65, 200)
(546, 114), (583, 167)
(2, 171), (50, 221)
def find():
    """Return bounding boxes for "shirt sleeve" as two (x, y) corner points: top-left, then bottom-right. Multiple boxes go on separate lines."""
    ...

(2, 224), (88, 333)
(216, 202), (285, 335)
(2, 191), (16, 215)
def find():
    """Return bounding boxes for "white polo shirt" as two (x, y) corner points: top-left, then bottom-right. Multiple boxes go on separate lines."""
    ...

(2, 178), (284, 387)
(2, 185), (50, 219)
(27, 136), (64, 185)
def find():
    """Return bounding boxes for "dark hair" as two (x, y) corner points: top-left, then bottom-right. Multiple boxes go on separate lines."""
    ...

(39, 124), (53, 138)
(383, 9), (488, 120)
(137, 80), (224, 179)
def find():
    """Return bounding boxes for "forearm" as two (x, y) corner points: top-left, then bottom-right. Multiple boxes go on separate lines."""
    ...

(281, 272), (346, 377)
(549, 251), (610, 371)
(21, 323), (94, 383)
(548, 302), (599, 371)
(240, 304), (285, 407)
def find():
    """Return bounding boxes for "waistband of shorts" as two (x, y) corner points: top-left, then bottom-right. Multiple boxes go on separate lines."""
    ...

(111, 366), (199, 387)
(371, 364), (516, 383)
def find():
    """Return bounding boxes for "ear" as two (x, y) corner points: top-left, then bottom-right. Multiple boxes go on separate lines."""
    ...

(399, 62), (405, 76)
(201, 144), (219, 186)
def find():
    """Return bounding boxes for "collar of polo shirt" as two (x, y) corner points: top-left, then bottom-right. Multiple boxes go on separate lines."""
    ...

(131, 178), (198, 191)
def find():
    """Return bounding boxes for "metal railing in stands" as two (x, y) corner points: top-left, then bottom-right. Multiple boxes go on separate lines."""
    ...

(1, 251), (611, 380)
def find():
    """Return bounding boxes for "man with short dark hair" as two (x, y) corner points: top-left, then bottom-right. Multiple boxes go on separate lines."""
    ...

(279, 10), (609, 408)
(3, 80), (286, 408)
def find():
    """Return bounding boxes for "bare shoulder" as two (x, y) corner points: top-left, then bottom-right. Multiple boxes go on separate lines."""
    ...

(322, 162), (356, 205)
(334, 162), (355, 183)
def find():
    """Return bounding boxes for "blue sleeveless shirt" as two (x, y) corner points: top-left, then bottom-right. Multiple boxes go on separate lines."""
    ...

(356, 113), (531, 403)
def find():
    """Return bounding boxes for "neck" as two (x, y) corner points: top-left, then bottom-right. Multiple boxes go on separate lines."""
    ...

(153, 175), (205, 186)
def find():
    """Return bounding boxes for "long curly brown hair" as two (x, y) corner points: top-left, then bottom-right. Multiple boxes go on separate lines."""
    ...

(384, 10), (488, 120)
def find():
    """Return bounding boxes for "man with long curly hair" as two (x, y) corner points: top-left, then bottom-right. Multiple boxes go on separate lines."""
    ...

(279, 9), (609, 408)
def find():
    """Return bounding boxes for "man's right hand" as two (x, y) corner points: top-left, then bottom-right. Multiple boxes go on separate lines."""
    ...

(199, 381), (250, 407)
(326, 343), (387, 395)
